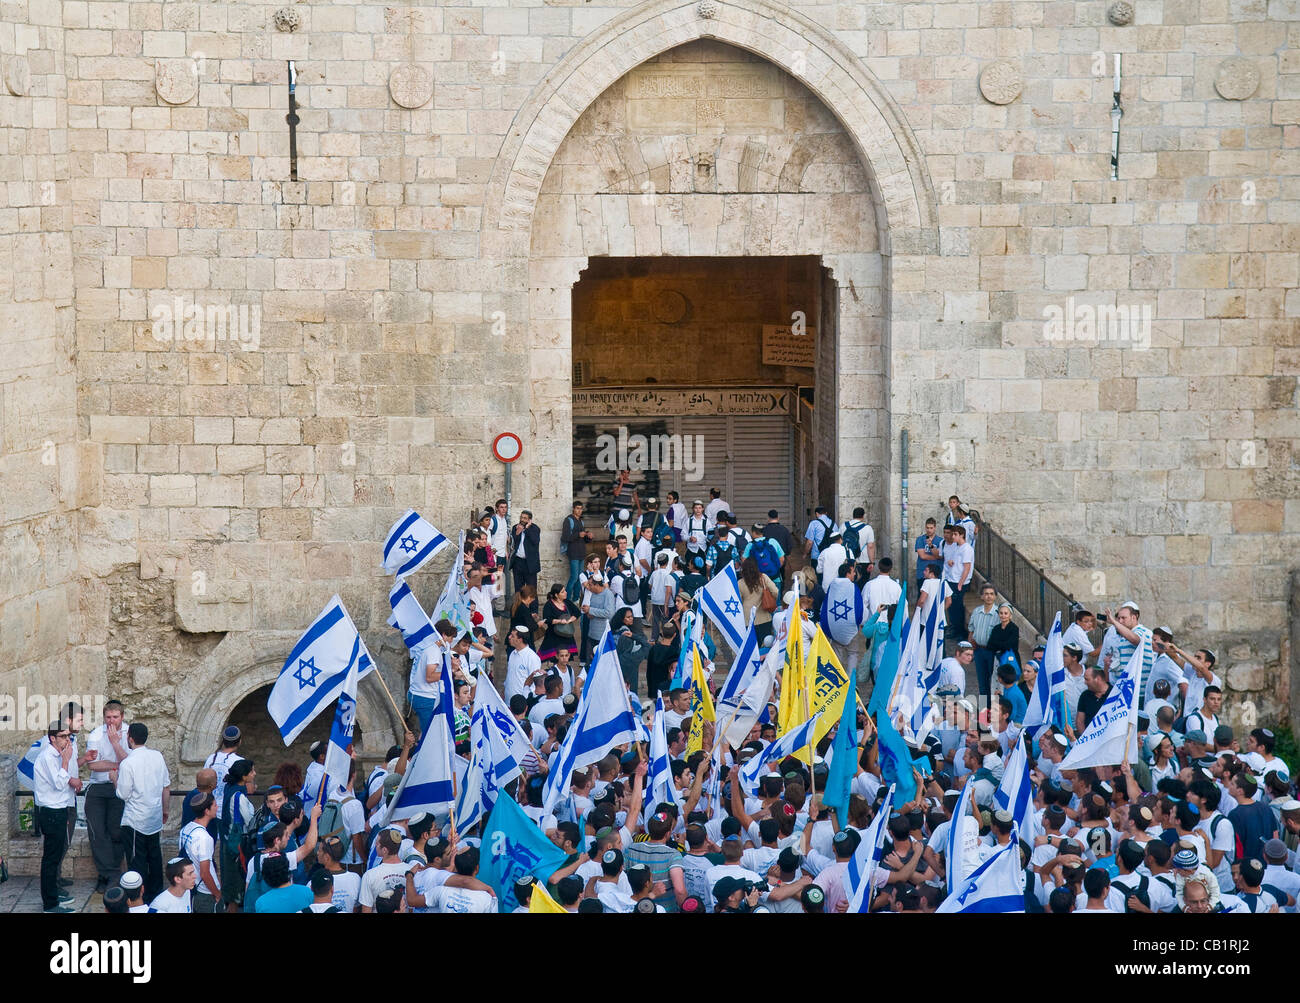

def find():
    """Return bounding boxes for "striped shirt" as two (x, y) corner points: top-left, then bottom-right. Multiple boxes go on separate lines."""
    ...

(968, 606), (999, 647)
(1109, 624), (1154, 696)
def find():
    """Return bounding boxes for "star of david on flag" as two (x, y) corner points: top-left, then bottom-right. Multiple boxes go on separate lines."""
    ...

(382, 509), (450, 578)
(699, 563), (747, 655)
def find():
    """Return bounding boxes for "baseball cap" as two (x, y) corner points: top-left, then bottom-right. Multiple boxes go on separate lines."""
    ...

(712, 876), (745, 902)
(1214, 725), (1234, 745)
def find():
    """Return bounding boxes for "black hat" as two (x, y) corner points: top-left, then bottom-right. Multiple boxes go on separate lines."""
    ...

(712, 875), (745, 902)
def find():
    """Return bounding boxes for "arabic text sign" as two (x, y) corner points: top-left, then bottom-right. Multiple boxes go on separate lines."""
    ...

(762, 325), (816, 368)
(572, 387), (792, 417)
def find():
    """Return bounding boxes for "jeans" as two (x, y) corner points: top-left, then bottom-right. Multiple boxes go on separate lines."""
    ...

(410, 693), (440, 736)
(566, 558), (583, 598)
(946, 582), (968, 641)
(37, 806), (69, 910)
(85, 783), (125, 882)
(123, 825), (164, 902)
(974, 648), (995, 711)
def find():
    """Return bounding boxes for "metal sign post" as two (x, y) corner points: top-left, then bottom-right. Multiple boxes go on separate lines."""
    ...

(492, 432), (523, 599)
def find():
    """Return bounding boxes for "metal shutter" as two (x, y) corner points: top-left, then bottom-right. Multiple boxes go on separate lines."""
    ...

(728, 416), (793, 528)
(674, 415), (729, 509)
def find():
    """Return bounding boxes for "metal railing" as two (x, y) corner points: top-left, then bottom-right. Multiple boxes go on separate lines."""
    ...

(968, 512), (1078, 642)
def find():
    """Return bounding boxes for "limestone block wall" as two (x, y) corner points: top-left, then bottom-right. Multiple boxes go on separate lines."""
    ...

(0, 0), (1287, 782)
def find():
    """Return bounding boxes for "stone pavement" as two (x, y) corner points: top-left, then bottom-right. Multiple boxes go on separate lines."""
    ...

(1, 874), (102, 914)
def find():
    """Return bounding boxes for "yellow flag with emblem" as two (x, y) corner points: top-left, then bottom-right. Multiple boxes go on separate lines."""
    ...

(779, 599), (807, 735)
(789, 627), (853, 761)
(685, 644), (716, 756)
(530, 881), (568, 913)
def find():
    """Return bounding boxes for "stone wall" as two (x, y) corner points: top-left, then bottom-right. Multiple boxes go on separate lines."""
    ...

(0, 0), (1289, 789)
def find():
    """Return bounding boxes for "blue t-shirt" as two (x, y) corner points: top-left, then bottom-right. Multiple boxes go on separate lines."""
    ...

(914, 533), (943, 580)
(1002, 686), (1028, 725)
(254, 884), (314, 913)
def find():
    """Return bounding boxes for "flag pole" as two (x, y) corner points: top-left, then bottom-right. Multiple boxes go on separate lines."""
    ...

(368, 660), (408, 733)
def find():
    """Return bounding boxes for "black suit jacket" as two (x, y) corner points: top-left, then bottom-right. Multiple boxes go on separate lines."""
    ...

(512, 523), (541, 574)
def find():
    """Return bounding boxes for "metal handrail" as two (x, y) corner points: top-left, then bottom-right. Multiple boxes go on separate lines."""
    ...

(966, 510), (1078, 642)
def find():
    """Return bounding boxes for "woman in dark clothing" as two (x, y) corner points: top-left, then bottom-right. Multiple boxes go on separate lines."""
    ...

(510, 583), (539, 646)
(987, 603), (1020, 678)
(536, 584), (580, 661)
(611, 606), (650, 693)
(645, 622), (680, 699)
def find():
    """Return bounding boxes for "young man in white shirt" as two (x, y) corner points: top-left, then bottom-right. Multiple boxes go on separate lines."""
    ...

(941, 524), (974, 643)
(505, 626), (543, 701)
(318, 835), (362, 912)
(465, 563), (498, 639)
(488, 498), (510, 563)
(1184, 686), (1223, 738)
(83, 698), (130, 893)
(815, 532), (848, 593)
(203, 725), (246, 808)
(180, 791), (222, 912)
(116, 722), (171, 902)
(1062, 610), (1096, 663)
(359, 829), (412, 911)
(33, 721), (81, 913)
(704, 488), (729, 527)
(149, 858), (196, 913)
(863, 558), (902, 616)
(408, 845), (497, 913)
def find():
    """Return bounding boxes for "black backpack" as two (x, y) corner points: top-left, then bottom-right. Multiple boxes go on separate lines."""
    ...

(842, 521), (864, 561)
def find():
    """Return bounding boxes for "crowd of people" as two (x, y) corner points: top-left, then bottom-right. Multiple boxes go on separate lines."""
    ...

(22, 482), (1298, 915)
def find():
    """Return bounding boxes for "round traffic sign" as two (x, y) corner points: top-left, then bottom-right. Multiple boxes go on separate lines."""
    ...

(492, 432), (523, 464)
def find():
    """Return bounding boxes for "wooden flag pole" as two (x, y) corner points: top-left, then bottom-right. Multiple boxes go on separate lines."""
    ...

(369, 662), (409, 734)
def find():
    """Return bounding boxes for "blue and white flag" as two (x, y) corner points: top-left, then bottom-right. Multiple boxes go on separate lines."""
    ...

(430, 533), (474, 641)
(819, 576), (866, 646)
(919, 581), (949, 691)
(644, 697), (681, 821)
(937, 830), (1025, 913)
(382, 509), (450, 578)
(736, 711), (824, 795)
(946, 773), (976, 893)
(481, 792), (570, 913)
(717, 615), (763, 706)
(720, 637), (780, 748)
(1023, 614), (1060, 742)
(455, 704), (515, 834)
(268, 596), (374, 745)
(321, 654), (359, 802)
(473, 675), (540, 777)
(385, 666), (456, 824)
(699, 563), (747, 655)
(388, 579), (436, 653)
(17, 739), (41, 785)
(1058, 640), (1143, 771)
(541, 630), (639, 813)
(994, 732), (1035, 838)
(844, 784), (894, 913)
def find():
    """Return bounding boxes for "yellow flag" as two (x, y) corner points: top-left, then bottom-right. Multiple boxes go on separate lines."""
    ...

(779, 604), (807, 734)
(806, 627), (852, 748)
(529, 882), (568, 913)
(686, 646), (716, 756)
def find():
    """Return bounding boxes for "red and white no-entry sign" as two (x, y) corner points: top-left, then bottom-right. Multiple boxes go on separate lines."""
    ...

(492, 432), (523, 464)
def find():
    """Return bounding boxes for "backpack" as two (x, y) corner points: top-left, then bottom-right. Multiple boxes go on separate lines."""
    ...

(842, 521), (863, 561)
(317, 795), (356, 845)
(301, 904), (340, 913)
(244, 852), (271, 913)
(652, 516), (675, 550)
(221, 787), (254, 875)
(750, 538), (781, 579)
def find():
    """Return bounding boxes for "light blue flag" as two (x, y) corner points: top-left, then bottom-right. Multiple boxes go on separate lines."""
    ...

(382, 509), (450, 577)
(268, 595), (374, 745)
(820, 576), (865, 645)
(644, 697), (681, 821)
(867, 582), (909, 718)
(736, 711), (824, 795)
(844, 784), (894, 912)
(321, 654), (359, 802)
(481, 792), (570, 912)
(824, 681), (858, 823)
(874, 706), (917, 804)
(994, 732), (1035, 839)
(388, 579), (436, 653)
(946, 775), (976, 892)
(937, 830), (1025, 913)
(17, 738), (41, 786)
(699, 563), (747, 655)
(541, 629), (639, 812)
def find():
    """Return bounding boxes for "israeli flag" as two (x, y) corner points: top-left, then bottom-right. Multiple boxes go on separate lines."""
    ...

(1058, 640), (1143, 771)
(819, 577), (865, 646)
(541, 630), (639, 813)
(891, 610), (934, 747)
(321, 654), (359, 801)
(946, 774), (976, 892)
(382, 509), (450, 578)
(385, 666), (456, 824)
(388, 580), (436, 653)
(717, 614), (762, 706)
(17, 739), (41, 785)
(455, 704), (516, 834)
(994, 732), (1035, 839)
(268, 596), (374, 745)
(699, 563), (747, 655)
(919, 581), (949, 690)
(1025, 612), (1063, 741)
(430, 533), (473, 641)
(644, 697), (682, 821)
(720, 638), (780, 748)
(844, 784), (894, 913)
(736, 711), (824, 795)
(473, 676), (539, 777)
(937, 829), (1025, 913)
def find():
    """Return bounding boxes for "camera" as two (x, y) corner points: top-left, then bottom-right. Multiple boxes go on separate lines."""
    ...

(1095, 613), (1108, 623)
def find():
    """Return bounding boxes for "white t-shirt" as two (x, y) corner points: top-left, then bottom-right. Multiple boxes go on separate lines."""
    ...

(328, 869), (361, 913)
(149, 889), (192, 914)
(1182, 670), (1223, 721)
(648, 568), (677, 610)
(528, 697), (565, 729)
(816, 543), (849, 591)
(864, 575), (902, 615)
(634, 537), (654, 579)
(704, 863), (761, 902)
(409, 644), (445, 701)
(426, 885), (496, 913)
(338, 796), (367, 865)
(936, 656), (966, 693)
(594, 881), (637, 913)
(1198, 813), (1236, 891)
(179, 821), (220, 893)
(467, 583), (497, 636)
(203, 749), (245, 805)
(668, 502), (687, 530)
(360, 860), (411, 909)
(704, 499), (729, 525)
(942, 541), (974, 585)
(1062, 622), (1095, 657)
(505, 645), (542, 701)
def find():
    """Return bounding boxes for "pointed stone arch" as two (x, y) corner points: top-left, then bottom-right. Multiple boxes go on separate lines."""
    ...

(482, 0), (938, 257)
